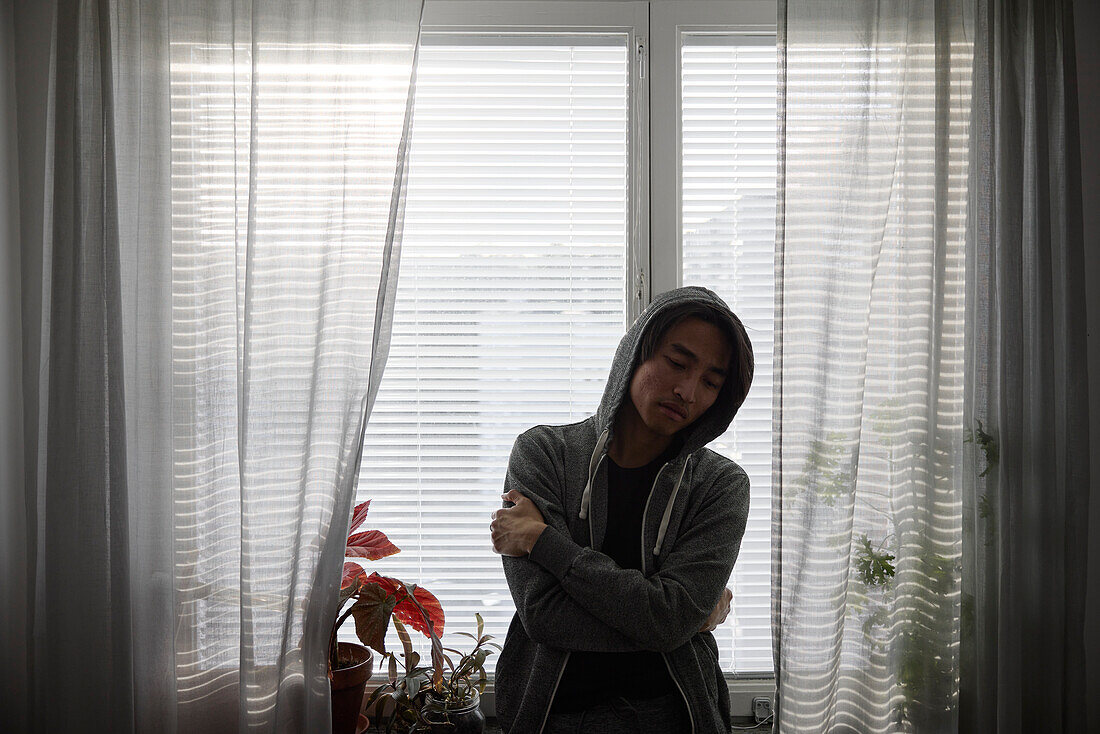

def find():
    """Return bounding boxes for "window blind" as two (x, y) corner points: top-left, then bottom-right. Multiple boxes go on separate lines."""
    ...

(353, 37), (631, 672)
(680, 36), (777, 674)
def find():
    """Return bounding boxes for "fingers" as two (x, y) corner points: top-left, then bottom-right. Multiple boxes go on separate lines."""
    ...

(501, 490), (527, 508)
(700, 588), (733, 633)
(489, 523), (505, 554)
(489, 507), (522, 557)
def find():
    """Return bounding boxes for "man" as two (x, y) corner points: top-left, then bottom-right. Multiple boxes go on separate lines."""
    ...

(490, 286), (754, 734)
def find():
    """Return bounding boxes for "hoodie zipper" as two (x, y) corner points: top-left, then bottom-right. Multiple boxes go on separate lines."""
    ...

(641, 460), (696, 734)
(536, 651), (570, 734)
(539, 446), (697, 733)
(538, 447), (607, 734)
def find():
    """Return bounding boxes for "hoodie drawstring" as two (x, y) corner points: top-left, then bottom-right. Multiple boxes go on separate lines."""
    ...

(580, 426), (690, 557)
(578, 428), (610, 521)
(653, 457), (690, 556)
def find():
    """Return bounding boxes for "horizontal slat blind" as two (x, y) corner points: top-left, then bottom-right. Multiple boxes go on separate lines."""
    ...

(680, 36), (777, 674)
(352, 38), (630, 671)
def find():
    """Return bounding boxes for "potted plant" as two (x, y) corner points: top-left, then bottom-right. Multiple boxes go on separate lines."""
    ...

(330, 500), (445, 734)
(365, 612), (498, 734)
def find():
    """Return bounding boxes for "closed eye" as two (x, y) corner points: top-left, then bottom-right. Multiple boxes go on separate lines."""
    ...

(666, 357), (686, 370)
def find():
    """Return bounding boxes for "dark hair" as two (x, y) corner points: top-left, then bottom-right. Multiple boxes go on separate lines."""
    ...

(637, 302), (754, 413)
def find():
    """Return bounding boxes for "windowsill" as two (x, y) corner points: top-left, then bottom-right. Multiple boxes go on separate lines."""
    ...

(361, 674), (776, 721)
(365, 722), (773, 734)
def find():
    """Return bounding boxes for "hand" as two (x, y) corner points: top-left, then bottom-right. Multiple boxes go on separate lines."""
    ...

(699, 587), (732, 633)
(490, 489), (548, 557)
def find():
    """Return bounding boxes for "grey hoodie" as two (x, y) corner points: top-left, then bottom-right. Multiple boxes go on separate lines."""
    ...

(496, 287), (754, 734)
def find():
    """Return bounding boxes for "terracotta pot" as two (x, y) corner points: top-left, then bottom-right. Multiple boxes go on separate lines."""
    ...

(331, 642), (374, 734)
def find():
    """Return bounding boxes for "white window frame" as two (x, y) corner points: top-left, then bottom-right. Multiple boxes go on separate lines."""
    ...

(650, 8), (778, 713)
(387, 0), (778, 720)
(649, 0), (776, 295)
(421, 0), (651, 323)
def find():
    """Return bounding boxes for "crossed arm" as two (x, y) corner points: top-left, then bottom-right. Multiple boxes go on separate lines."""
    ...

(490, 430), (745, 653)
(491, 489), (732, 634)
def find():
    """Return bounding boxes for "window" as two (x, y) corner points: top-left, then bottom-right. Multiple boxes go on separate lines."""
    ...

(677, 32), (777, 675)
(357, 0), (779, 692)
(361, 27), (634, 654)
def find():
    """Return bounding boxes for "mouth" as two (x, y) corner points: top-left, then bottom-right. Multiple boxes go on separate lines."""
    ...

(658, 402), (688, 421)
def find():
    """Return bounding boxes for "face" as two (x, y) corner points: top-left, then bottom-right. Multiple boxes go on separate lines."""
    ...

(625, 317), (733, 439)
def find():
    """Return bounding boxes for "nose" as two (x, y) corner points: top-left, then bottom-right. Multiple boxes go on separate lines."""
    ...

(674, 376), (698, 404)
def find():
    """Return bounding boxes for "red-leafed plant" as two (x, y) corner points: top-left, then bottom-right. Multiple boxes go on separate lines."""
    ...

(329, 501), (445, 672)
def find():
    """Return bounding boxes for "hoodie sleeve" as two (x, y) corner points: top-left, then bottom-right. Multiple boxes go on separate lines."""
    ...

(529, 464), (749, 654)
(500, 429), (644, 653)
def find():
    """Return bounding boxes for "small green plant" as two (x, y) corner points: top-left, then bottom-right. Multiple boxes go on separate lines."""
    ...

(437, 612), (500, 704)
(365, 613), (499, 733)
(964, 419), (999, 477)
(967, 420), (999, 546)
(855, 533), (896, 587)
(801, 432), (853, 507)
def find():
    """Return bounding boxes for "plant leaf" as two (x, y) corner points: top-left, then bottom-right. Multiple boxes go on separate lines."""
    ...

(347, 529), (401, 561)
(364, 573), (445, 637)
(339, 563), (366, 605)
(854, 534), (895, 587)
(364, 682), (394, 716)
(349, 500), (371, 535)
(349, 583), (396, 655)
(476, 612), (484, 639)
(341, 562), (367, 589)
(393, 616), (414, 663)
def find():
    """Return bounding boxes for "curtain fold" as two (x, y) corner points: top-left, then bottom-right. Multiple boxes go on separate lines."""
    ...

(960, 0), (1090, 730)
(0, 0), (30, 729)
(9, 0), (423, 731)
(774, 0), (1090, 731)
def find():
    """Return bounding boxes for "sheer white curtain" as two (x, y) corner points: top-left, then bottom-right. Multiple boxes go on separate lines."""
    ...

(3, 0), (422, 731)
(774, 0), (1091, 731)
(772, 1), (973, 731)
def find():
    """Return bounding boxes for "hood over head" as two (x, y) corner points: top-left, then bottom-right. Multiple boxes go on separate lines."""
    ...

(595, 286), (754, 457)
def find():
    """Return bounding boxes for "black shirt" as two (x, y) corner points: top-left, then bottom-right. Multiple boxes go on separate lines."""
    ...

(549, 440), (682, 713)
